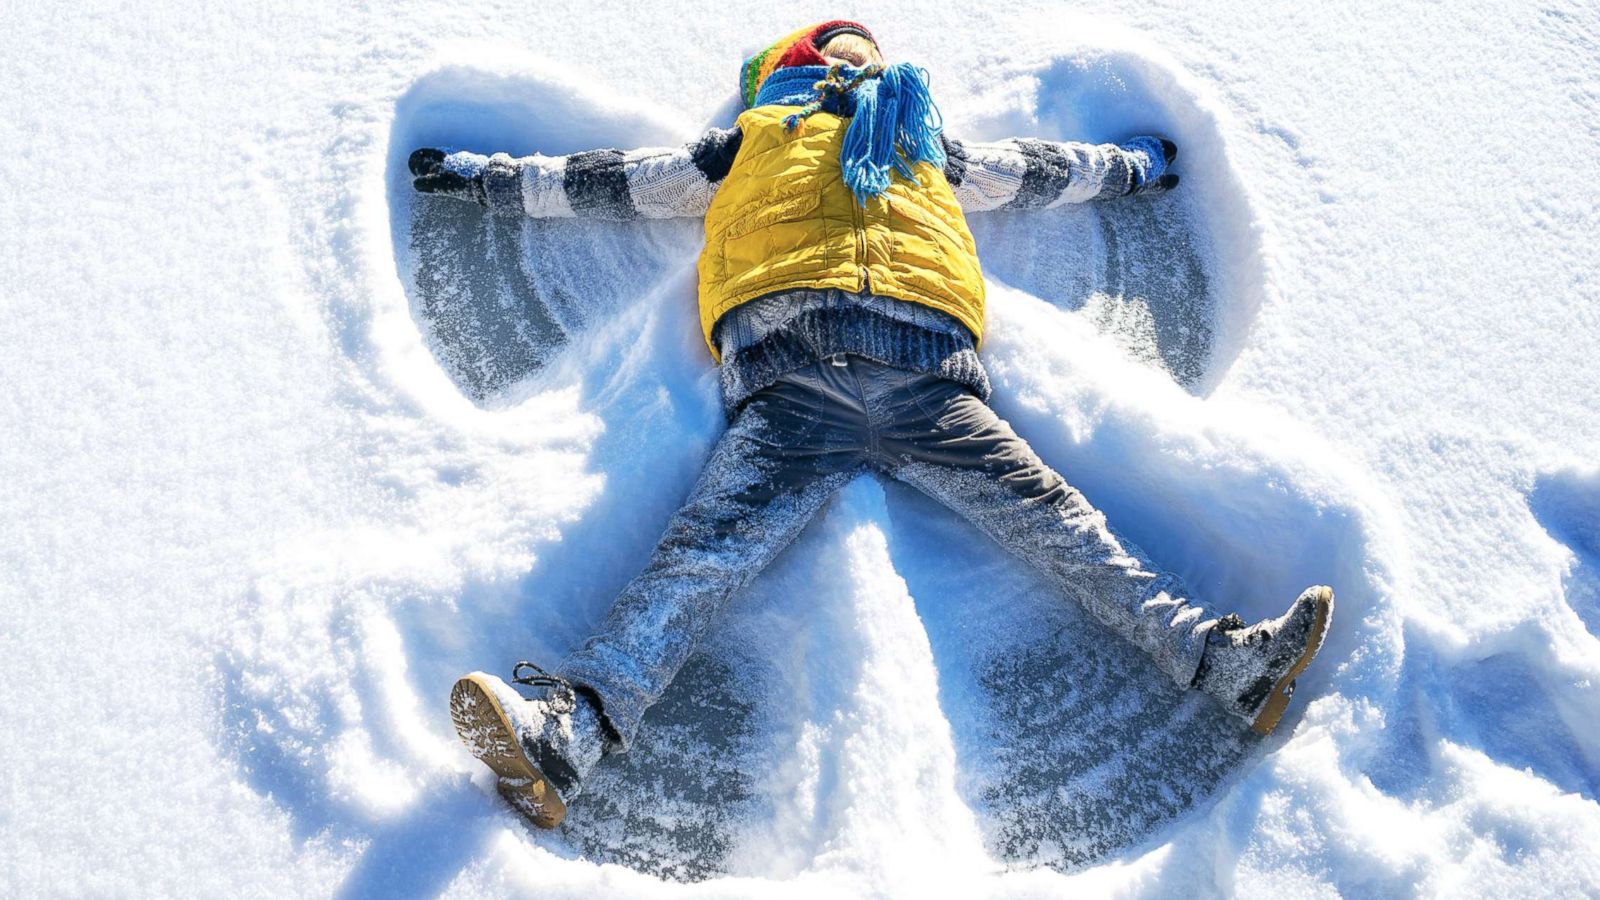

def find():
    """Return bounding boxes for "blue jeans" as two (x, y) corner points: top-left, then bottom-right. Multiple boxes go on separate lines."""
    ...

(558, 355), (1218, 748)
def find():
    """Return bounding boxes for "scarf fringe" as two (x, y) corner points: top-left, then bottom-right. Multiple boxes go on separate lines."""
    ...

(754, 63), (946, 205)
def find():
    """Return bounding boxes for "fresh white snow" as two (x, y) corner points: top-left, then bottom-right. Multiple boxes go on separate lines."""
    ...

(3, 2), (1599, 897)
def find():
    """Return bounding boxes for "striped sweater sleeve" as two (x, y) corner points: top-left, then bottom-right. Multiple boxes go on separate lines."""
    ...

(442, 126), (743, 219)
(939, 134), (1144, 211)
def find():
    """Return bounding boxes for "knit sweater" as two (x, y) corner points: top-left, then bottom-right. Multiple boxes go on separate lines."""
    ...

(449, 129), (1156, 221)
(713, 287), (990, 416)
(436, 127), (1158, 410)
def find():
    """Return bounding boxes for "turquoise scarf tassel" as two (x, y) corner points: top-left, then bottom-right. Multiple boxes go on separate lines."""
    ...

(752, 62), (947, 206)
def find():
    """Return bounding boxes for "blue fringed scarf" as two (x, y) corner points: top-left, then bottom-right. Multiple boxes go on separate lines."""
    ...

(752, 62), (946, 206)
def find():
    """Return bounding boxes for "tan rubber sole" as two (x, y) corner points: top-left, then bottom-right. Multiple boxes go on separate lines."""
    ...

(449, 673), (567, 828)
(1250, 586), (1335, 736)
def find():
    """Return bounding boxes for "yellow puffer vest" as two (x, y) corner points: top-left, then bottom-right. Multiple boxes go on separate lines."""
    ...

(696, 104), (986, 360)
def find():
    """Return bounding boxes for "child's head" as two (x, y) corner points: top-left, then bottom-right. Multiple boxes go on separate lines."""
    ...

(818, 32), (884, 68)
(741, 20), (882, 107)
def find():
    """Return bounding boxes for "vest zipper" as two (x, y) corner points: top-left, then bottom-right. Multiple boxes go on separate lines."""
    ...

(853, 195), (870, 292)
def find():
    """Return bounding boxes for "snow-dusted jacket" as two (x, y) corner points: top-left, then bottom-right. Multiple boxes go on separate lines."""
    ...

(462, 121), (1152, 358)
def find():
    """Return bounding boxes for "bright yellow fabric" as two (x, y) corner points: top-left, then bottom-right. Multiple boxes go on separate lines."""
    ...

(696, 104), (986, 360)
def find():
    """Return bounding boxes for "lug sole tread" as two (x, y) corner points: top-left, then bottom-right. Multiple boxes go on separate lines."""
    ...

(449, 674), (567, 829)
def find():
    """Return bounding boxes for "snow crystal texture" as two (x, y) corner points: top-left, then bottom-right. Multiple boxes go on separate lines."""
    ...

(3, 2), (1600, 898)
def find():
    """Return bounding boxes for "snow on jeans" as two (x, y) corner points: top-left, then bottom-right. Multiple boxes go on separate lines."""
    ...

(558, 354), (1220, 749)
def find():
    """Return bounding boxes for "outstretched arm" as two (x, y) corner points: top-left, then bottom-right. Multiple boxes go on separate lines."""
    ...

(941, 134), (1177, 212)
(410, 126), (744, 220)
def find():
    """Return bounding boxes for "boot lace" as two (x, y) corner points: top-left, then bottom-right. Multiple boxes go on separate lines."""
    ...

(511, 661), (576, 714)
(1212, 612), (1271, 646)
(1214, 613), (1247, 632)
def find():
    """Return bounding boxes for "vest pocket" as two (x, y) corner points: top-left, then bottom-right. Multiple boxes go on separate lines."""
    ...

(884, 188), (971, 249)
(716, 189), (823, 242)
(885, 193), (975, 286)
(719, 191), (832, 277)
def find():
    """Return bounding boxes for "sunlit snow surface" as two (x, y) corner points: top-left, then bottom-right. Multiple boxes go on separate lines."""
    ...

(6, 4), (1600, 898)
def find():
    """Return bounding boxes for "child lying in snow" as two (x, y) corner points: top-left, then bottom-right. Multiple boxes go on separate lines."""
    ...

(413, 21), (1334, 829)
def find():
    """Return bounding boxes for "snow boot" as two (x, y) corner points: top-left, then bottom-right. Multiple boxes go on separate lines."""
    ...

(1192, 585), (1335, 735)
(449, 663), (607, 828)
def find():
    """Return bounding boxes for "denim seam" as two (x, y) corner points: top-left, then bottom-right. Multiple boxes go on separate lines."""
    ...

(909, 375), (957, 426)
(844, 356), (883, 460)
(793, 364), (832, 447)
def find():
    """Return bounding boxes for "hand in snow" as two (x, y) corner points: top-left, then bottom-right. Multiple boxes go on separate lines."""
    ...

(410, 148), (487, 205)
(1120, 137), (1180, 195)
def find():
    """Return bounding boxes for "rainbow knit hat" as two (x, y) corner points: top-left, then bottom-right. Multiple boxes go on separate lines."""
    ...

(740, 20), (877, 108)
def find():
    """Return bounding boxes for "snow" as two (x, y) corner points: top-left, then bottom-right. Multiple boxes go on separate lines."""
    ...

(3, 1), (1599, 897)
